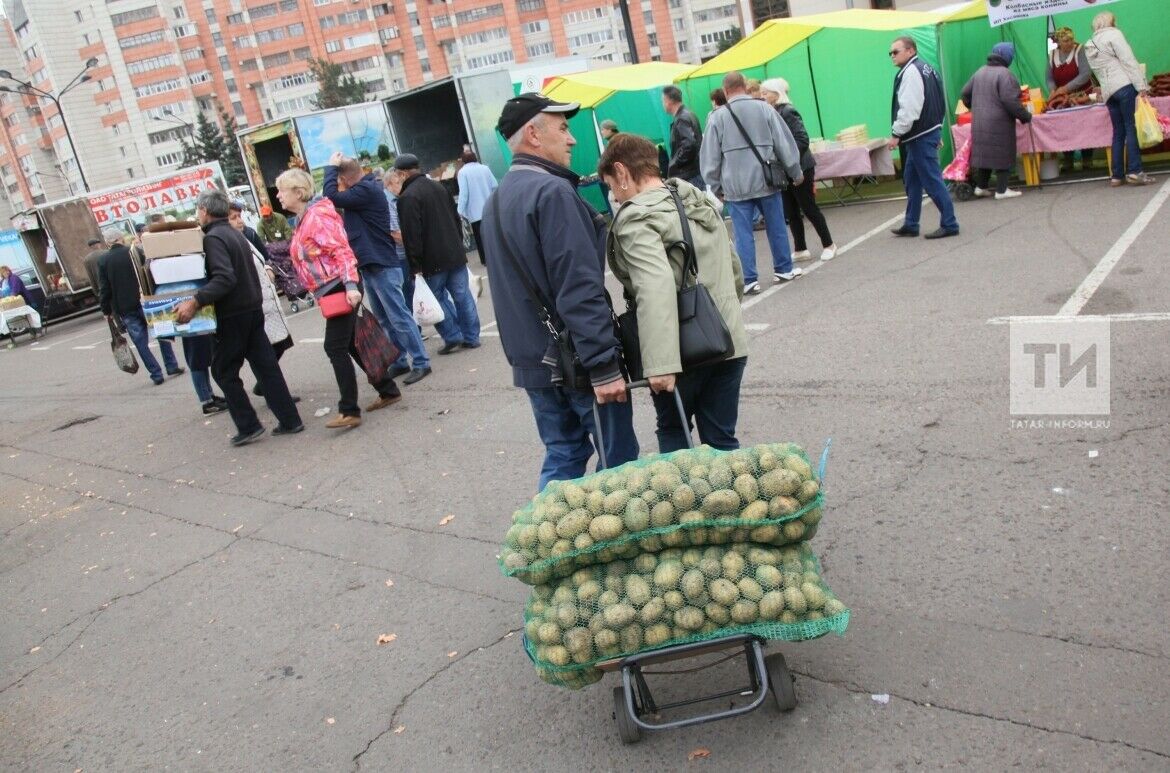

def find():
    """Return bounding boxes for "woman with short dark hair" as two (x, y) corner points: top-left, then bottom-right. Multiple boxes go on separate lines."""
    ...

(599, 133), (749, 452)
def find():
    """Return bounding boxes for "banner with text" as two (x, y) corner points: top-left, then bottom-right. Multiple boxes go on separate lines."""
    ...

(987, 0), (1120, 27)
(88, 162), (226, 225)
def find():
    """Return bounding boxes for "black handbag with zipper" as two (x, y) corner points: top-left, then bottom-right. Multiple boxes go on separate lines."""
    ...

(616, 184), (733, 381)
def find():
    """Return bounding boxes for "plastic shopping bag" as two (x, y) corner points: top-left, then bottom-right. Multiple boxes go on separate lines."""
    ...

(412, 275), (445, 326)
(1135, 96), (1164, 149)
(108, 317), (139, 374)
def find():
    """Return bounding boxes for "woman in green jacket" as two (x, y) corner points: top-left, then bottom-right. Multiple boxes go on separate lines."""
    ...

(600, 133), (750, 452)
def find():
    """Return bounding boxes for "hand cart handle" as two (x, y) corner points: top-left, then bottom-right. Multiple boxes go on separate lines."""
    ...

(593, 379), (692, 470)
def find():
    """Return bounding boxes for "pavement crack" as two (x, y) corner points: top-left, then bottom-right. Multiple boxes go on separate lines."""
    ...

(351, 626), (522, 771)
(793, 668), (1170, 760)
(0, 538), (238, 695)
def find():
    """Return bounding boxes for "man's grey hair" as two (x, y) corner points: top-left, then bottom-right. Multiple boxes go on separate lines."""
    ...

(197, 189), (232, 218)
(506, 112), (548, 152)
(1091, 11), (1115, 31)
(102, 227), (126, 245)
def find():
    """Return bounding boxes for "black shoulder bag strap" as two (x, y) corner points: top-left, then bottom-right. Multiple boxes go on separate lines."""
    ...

(725, 102), (776, 189)
(489, 199), (562, 342)
(664, 183), (699, 289)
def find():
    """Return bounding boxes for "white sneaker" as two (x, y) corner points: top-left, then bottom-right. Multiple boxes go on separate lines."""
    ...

(473, 273), (484, 298)
(996, 189), (1022, 199)
(974, 187), (994, 198)
(744, 281), (762, 295)
(819, 244), (837, 261)
(792, 249), (812, 261)
(774, 268), (803, 282)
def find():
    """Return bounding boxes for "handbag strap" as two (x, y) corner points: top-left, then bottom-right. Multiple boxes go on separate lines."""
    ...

(725, 102), (773, 183)
(489, 198), (565, 342)
(107, 315), (122, 340)
(665, 184), (700, 286)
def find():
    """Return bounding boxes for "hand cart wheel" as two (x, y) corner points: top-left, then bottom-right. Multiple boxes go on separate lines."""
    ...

(612, 686), (642, 744)
(949, 181), (974, 202)
(289, 301), (300, 312)
(764, 652), (797, 712)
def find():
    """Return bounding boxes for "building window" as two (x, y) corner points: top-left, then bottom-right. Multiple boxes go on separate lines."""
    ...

(526, 42), (553, 57)
(344, 33), (378, 49)
(174, 6), (186, 18)
(74, 10), (83, 22)
(517, 0), (544, 11)
(643, 10), (653, 25)
(674, 17), (685, 30)
(189, 71), (212, 84)
(563, 7), (606, 24)
(647, 32), (658, 46)
(212, 32), (224, 46)
(466, 50), (514, 70)
(281, 0), (300, 9)
(523, 20), (548, 33)
(182, 47), (205, 61)
(288, 23), (305, 36)
(325, 40), (342, 53)
(363, 78), (385, 93)
(338, 9), (368, 24)
(233, 101), (245, 118)
(119, 30), (166, 49)
(111, 6), (159, 26)
(372, 3), (391, 17)
(454, 4), (504, 24)
(174, 24), (197, 38)
(275, 72), (312, 89)
(127, 54), (178, 75)
(250, 3), (279, 20)
(226, 12), (245, 24)
(293, 47), (312, 59)
(432, 15), (451, 28)
(156, 151), (185, 167)
(677, 39), (688, 52)
(134, 78), (184, 98)
(381, 27), (400, 41)
(568, 29), (613, 48)
(460, 27), (508, 46)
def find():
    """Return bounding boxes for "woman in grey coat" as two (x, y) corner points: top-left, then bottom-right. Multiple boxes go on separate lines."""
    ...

(960, 42), (1033, 200)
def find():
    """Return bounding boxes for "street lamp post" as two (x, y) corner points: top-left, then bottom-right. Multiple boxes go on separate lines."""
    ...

(0, 57), (99, 193)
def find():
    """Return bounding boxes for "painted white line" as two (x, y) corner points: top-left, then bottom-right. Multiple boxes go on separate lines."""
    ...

(741, 212), (905, 312)
(32, 324), (106, 348)
(1058, 178), (1170, 317)
(987, 312), (1170, 325)
(480, 331), (500, 337)
(72, 345), (97, 350)
(299, 337), (324, 343)
(481, 320), (497, 330)
(744, 322), (771, 331)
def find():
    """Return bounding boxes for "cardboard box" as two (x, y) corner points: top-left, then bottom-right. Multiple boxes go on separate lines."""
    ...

(142, 290), (216, 339)
(149, 253), (206, 284)
(141, 227), (204, 260)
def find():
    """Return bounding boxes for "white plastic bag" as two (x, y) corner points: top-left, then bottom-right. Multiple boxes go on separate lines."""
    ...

(413, 275), (445, 326)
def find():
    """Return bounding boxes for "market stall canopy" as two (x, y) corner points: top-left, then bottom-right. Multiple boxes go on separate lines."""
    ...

(679, 9), (946, 143)
(529, 62), (695, 208)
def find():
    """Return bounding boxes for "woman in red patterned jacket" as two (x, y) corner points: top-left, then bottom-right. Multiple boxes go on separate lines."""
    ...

(275, 168), (402, 429)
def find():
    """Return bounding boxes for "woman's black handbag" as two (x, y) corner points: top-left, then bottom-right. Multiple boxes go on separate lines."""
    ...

(616, 185), (732, 379)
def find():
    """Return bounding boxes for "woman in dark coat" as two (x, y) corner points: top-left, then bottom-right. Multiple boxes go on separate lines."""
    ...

(960, 42), (1033, 200)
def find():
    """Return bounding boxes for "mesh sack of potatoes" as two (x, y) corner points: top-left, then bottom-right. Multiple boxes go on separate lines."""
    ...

(523, 542), (849, 689)
(499, 443), (823, 585)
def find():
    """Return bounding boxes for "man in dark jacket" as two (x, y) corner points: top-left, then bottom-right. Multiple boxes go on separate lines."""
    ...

(662, 85), (704, 189)
(83, 237), (106, 293)
(395, 153), (480, 355)
(175, 189), (302, 446)
(480, 93), (638, 489)
(325, 155), (430, 384)
(97, 230), (182, 385)
(888, 36), (959, 239)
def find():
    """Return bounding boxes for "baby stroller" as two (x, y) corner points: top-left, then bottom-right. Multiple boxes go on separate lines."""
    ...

(944, 137), (975, 202)
(266, 240), (315, 313)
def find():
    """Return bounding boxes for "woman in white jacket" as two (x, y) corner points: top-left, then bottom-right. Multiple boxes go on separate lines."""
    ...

(1083, 12), (1153, 186)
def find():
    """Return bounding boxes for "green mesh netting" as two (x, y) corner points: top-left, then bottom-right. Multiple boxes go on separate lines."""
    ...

(498, 443), (824, 585)
(523, 542), (850, 689)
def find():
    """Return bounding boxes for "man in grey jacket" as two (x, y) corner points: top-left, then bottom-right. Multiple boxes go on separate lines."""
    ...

(701, 71), (804, 294)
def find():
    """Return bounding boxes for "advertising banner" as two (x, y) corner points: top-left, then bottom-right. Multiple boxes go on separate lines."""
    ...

(88, 162), (226, 225)
(987, 0), (1120, 27)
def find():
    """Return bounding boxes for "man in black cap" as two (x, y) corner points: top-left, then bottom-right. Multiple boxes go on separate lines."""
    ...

(394, 152), (480, 355)
(480, 93), (638, 490)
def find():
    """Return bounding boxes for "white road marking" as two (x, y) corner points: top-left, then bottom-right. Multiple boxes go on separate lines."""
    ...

(299, 337), (324, 343)
(987, 312), (1170, 325)
(741, 212), (905, 311)
(480, 331), (500, 337)
(481, 320), (497, 330)
(744, 323), (771, 331)
(1057, 178), (1170, 317)
(72, 345), (97, 350)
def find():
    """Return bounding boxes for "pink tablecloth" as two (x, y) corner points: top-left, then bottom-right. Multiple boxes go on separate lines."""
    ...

(813, 138), (896, 179)
(950, 95), (1170, 153)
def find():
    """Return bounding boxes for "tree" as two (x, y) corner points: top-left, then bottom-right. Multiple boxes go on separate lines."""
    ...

(717, 27), (743, 53)
(308, 58), (366, 110)
(180, 110), (247, 185)
(216, 108), (248, 186)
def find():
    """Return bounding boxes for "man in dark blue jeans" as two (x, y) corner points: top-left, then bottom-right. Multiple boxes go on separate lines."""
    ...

(97, 232), (183, 385)
(888, 36), (959, 239)
(324, 154), (430, 385)
(481, 93), (639, 489)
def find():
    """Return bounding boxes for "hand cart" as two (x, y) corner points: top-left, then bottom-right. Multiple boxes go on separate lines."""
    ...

(589, 380), (804, 743)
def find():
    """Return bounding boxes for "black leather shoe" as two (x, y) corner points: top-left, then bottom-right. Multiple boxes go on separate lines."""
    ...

(403, 367), (432, 385)
(437, 341), (462, 355)
(166, 367), (186, 376)
(229, 426), (266, 446)
(890, 225), (919, 237)
(272, 423), (304, 436)
(460, 341), (481, 349)
(388, 363), (411, 378)
(924, 227), (960, 240)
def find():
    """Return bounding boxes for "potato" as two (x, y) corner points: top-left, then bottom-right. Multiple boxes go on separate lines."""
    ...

(663, 590), (686, 610)
(649, 500), (675, 527)
(653, 560), (683, 590)
(673, 606), (704, 631)
(671, 484), (697, 511)
(623, 499), (650, 532)
(705, 602), (731, 625)
(537, 622), (562, 645)
(644, 623), (672, 648)
(589, 514), (624, 541)
(733, 474), (759, 503)
(603, 603), (637, 628)
(564, 627), (592, 653)
(639, 597), (666, 625)
(625, 575), (652, 606)
(603, 490), (630, 515)
(759, 590), (785, 619)
(730, 600), (759, 624)
(737, 577), (764, 602)
(701, 490), (740, 516)
(620, 624), (644, 652)
(562, 483), (586, 509)
(633, 553), (657, 573)
(783, 454), (813, 480)
(681, 569), (706, 600)
(709, 577), (740, 606)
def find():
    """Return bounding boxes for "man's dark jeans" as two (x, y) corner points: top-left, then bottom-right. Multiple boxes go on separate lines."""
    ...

(212, 309), (301, 433)
(525, 385), (639, 490)
(650, 356), (747, 452)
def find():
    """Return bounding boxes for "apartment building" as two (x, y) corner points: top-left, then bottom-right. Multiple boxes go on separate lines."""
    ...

(0, 0), (745, 208)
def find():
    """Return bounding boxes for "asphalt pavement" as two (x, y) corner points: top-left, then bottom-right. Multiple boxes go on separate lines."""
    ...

(1, 176), (1168, 771)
